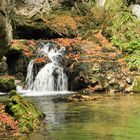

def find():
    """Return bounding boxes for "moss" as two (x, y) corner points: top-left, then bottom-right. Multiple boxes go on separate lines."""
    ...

(5, 90), (44, 133)
(132, 76), (140, 93)
(43, 14), (78, 37)
(0, 76), (16, 92)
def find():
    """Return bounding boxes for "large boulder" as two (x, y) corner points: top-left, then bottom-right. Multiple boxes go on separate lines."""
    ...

(11, 0), (78, 39)
(0, 76), (16, 92)
(0, 0), (12, 59)
(13, 0), (76, 18)
(6, 40), (36, 79)
(14, 0), (51, 18)
(5, 90), (44, 133)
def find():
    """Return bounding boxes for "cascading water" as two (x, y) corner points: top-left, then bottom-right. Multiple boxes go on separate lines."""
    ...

(26, 60), (34, 90)
(25, 42), (68, 94)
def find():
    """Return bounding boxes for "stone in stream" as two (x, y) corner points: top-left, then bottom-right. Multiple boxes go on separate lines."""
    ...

(5, 90), (45, 133)
(53, 94), (101, 102)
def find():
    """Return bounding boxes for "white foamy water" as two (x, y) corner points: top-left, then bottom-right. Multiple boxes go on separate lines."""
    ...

(20, 91), (72, 97)
(26, 60), (34, 90)
(24, 42), (68, 95)
(33, 62), (68, 91)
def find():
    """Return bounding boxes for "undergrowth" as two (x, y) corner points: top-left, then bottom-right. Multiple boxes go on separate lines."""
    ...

(71, 0), (140, 69)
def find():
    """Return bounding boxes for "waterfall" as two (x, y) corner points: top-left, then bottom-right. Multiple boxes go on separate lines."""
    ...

(26, 60), (34, 90)
(97, 0), (106, 7)
(26, 42), (68, 93)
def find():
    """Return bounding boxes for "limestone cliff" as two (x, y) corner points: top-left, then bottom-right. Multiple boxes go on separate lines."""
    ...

(0, 0), (13, 59)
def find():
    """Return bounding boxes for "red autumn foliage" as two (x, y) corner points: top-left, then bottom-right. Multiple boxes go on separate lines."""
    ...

(0, 104), (19, 136)
(53, 38), (82, 47)
(34, 57), (48, 63)
(11, 40), (36, 57)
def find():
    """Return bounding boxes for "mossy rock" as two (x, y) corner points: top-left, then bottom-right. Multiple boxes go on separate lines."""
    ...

(0, 61), (8, 74)
(0, 76), (16, 92)
(5, 90), (44, 133)
(132, 76), (140, 93)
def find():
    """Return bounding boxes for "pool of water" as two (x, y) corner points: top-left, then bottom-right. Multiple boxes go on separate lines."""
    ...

(2, 94), (140, 140)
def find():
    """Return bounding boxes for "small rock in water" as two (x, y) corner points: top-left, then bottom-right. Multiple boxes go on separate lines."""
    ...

(53, 94), (101, 102)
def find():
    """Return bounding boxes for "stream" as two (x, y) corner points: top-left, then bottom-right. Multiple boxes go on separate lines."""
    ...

(2, 94), (140, 140)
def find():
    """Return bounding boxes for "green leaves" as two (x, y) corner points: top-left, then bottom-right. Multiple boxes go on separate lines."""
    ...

(126, 50), (140, 69)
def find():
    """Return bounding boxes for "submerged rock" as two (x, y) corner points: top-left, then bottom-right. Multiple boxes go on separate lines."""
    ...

(67, 94), (101, 102)
(5, 90), (44, 133)
(53, 94), (101, 102)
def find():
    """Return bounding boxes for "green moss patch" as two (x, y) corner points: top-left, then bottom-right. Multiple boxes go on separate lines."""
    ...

(0, 76), (16, 92)
(132, 76), (140, 93)
(5, 90), (44, 133)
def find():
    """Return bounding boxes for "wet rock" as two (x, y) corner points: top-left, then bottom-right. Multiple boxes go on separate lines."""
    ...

(14, 73), (25, 81)
(61, 36), (132, 93)
(0, 57), (8, 75)
(6, 40), (36, 77)
(0, 62), (8, 74)
(126, 77), (133, 84)
(5, 90), (44, 133)
(117, 81), (126, 91)
(132, 76), (140, 92)
(92, 84), (105, 92)
(108, 88), (116, 95)
(0, 76), (16, 92)
(54, 94), (101, 102)
(67, 94), (101, 102)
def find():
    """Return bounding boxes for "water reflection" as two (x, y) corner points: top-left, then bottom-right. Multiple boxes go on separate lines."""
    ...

(30, 96), (68, 130)
(3, 95), (140, 140)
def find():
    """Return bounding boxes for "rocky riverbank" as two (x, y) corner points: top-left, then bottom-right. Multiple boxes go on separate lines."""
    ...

(0, 90), (44, 136)
(3, 36), (138, 94)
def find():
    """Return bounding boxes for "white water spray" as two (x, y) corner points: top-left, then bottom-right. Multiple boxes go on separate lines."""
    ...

(26, 42), (68, 93)
(26, 60), (34, 90)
